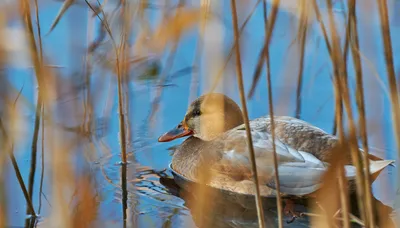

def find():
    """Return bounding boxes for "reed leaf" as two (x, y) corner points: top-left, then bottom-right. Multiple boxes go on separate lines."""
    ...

(261, 0), (283, 227)
(231, 0), (265, 227)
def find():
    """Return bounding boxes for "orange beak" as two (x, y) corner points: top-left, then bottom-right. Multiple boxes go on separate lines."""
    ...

(158, 121), (193, 142)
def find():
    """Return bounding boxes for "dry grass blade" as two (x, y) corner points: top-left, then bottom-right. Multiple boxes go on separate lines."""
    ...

(71, 175), (98, 228)
(88, 23), (106, 53)
(248, 45), (265, 99)
(47, 0), (75, 35)
(20, 0), (46, 99)
(187, 0), (209, 104)
(26, 106), (40, 202)
(304, 211), (364, 226)
(34, 0), (43, 61)
(337, 167), (350, 228)
(119, 1), (132, 224)
(85, 0), (128, 163)
(20, 0), (46, 225)
(347, 0), (375, 227)
(230, 0), (265, 227)
(332, 66), (350, 228)
(208, 0), (262, 95)
(115, 1), (129, 164)
(0, 119), (36, 217)
(261, 0), (283, 227)
(0, 164), (6, 226)
(310, 5), (351, 224)
(38, 104), (45, 214)
(134, 5), (200, 55)
(375, 0), (400, 216)
(0, 189), (5, 227)
(294, 0), (308, 119)
(332, 99), (343, 135)
(0, 70), (8, 227)
(82, 6), (95, 141)
(26, 1), (44, 225)
(26, 63), (42, 225)
(311, 142), (350, 227)
(85, 0), (116, 50)
(324, 0), (368, 225)
(146, 4), (205, 121)
(331, 0), (350, 136)
(312, 0), (337, 136)
(248, 0), (280, 101)
(312, 1), (332, 55)
(343, 9), (351, 62)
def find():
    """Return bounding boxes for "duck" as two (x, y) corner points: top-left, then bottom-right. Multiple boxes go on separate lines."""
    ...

(158, 93), (394, 199)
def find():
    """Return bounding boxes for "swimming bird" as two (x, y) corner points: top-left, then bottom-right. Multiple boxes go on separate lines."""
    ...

(158, 93), (394, 218)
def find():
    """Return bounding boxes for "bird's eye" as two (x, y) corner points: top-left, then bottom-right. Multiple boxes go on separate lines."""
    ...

(193, 109), (201, 116)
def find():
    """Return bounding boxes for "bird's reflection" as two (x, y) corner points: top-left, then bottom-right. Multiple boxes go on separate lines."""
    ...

(159, 167), (395, 228)
(159, 172), (311, 227)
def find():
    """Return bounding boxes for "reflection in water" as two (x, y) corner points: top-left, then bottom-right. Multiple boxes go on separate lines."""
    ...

(156, 166), (396, 228)
(159, 175), (310, 228)
(121, 163), (128, 228)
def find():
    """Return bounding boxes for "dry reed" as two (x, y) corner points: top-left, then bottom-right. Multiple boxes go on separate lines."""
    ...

(1, 0), (399, 227)
(261, 0), (283, 228)
(348, 0), (375, 226)
(231, 0), (265, 227)
(294, 0), (308, 119)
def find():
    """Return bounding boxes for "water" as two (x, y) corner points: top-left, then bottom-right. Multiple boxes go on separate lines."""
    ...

(3, 0), (400, 227)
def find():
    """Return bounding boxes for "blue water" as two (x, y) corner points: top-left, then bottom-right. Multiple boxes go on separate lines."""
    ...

(3, 0), (400, 227)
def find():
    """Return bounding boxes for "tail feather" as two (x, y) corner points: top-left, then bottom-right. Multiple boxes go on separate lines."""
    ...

(369, 159), (395, 182)
(366, 150), (395, 167)
(345, 159), (395, 182)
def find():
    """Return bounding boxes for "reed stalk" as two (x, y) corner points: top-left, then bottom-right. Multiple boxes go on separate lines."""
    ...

(38, 104), (45, 214)
(230, 1), (265, 227)
(332, 0), (353, 136)
(26, 0), (45, 223)
(85, 0), (127, 164)
(312, 1), (332, 54)
(337, 168), (350, 228)
(208, 0), (261, 95)
(0, 119), (36, 216)
(0, 70), (8, 227)
(116, 9), (128, 165)
(325, 14), (350, 227)
(119, 1), (132, 226)
(116, 0), (130, 165)
(20, 0), (45, 225)
(188, 0), (209, 104)
(189, 3), (220, 226)
(294, 0), (308, 119)
(313, 0), (339, 136)
(332, 43), (350, 227)
(26, 21), (41, 205)
(348, 0), (375, 226)
(375, 1), (400, 219)
(325, 0), (368, 225)
(261, 0), (283, 227)
(248, 0), (280, 105)
(83, 4), (95, 138)
(21, 0), (42, 200)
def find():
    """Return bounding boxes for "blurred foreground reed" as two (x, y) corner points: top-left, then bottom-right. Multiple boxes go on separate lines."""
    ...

(0, 0), (399, 227)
